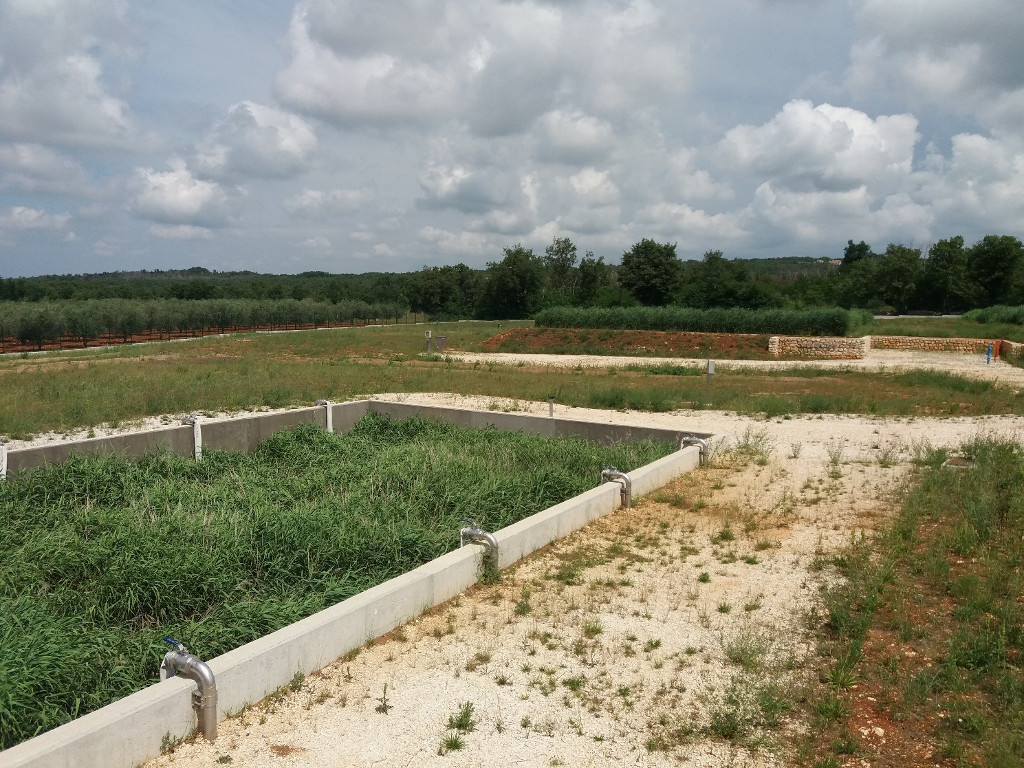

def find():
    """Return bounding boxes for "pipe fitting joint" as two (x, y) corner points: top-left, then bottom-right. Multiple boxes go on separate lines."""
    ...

(161, 638), (218, 741)
(601, 467), (632, 509)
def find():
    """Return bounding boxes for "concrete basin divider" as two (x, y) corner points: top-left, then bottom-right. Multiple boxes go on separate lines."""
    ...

(1, 402), (712, 768)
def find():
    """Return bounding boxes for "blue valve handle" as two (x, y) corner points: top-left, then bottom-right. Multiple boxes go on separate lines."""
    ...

(163, 637), (187, 652)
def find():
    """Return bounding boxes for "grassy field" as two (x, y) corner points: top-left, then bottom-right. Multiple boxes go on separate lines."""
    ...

(858, 315), (1024, 342)
(1, 321), (1022, 439)
(0, 413), (671, 749)
(799, 438), (1024, 767)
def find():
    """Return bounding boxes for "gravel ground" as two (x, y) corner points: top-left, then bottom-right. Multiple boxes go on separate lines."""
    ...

(140, 391), (1024, 768)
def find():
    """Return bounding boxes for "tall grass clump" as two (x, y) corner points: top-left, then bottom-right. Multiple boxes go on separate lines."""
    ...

(534, 306), (851, 336)
(0, 414), (670, 749)
(964, 304), (1024, 325)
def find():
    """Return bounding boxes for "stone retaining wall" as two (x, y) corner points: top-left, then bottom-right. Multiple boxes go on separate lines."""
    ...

(768, 335), (869, 359)
(1001, 339), (1024, 360)
(871, 335), (998, 354)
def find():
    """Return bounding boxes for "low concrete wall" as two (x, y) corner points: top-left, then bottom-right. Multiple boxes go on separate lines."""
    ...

(1001, 339), (1024, 360)
(0, 407), (714, 768)
(4, 400), (710, 478)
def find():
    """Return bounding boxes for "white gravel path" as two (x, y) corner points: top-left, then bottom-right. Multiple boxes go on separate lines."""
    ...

(140, 392), (1024, 768)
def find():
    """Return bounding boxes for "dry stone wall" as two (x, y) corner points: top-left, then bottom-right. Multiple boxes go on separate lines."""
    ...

(768, 336), (869, 359)
(871, 335), (998, 354)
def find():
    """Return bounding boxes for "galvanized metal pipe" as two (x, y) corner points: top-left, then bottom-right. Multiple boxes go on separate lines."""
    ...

(680, 435), (709, 466)
(601, 467), (632, 509)
(161, 639), (218, 741)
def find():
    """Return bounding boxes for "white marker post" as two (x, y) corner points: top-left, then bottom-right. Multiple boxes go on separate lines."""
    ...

(705, 359), (715, 396)
(0, 440), (7, 481)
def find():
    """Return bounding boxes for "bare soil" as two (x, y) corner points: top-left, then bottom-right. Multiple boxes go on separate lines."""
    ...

(141, 392), (1024, 768)
(481, 328), (777, 359)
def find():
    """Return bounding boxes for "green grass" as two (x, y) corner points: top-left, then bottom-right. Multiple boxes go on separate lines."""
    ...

(0, 413), (671, 749)
(798, 437), (1024, 765)
(1, 322), (1022, 441)
(857, 315), (1024, 342)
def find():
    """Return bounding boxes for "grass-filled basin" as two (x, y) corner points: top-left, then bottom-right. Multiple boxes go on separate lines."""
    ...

(0, 413), (672, 749)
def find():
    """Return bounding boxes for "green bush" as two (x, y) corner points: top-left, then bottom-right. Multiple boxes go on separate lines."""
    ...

(534, 305), (851, 336)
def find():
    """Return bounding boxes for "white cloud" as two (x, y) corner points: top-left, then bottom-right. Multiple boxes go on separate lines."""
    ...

(275, 0), (688, 135)
(285, 187), (376, 219)
(0, 143), (90, 194)
(718, 100), (918, 193)
(130, 159), (231, 227)
(0, 205), (70, 231)
(0, 0), (134, 147)
(534, 110), (616, 165)
(193, 102), (317, 181)
(149, 224), (213, 240)
(847, 0), (1024, 131)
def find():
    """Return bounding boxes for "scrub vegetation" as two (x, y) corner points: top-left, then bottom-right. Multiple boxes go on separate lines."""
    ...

(800, 438), (1024, 766)
(0, 413), (671, 749)
(534, 305), (855, 336)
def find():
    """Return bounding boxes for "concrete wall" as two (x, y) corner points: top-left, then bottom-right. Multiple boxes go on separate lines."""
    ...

(3, 400), (711, 478)
(0, 410), (713, 768)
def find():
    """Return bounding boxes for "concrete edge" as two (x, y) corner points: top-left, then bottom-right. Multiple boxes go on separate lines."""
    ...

(1, 408), (716, 768)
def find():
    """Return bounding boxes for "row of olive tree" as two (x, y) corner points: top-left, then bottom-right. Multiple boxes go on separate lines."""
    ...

(0, 298), (409, 351)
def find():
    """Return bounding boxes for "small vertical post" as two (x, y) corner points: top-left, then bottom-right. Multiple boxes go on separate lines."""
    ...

(316, 399), (333, 432)
(548, 397), (554, 417)
(987, 344), (993, 365)
(0, 440), (7, 481)
(426, 329), (432, 353)
(182, 415), (202, 461)
(705, 359), (715, 396)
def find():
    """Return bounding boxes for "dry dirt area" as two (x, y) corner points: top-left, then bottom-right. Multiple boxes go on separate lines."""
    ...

(143, 393), (1024, 768)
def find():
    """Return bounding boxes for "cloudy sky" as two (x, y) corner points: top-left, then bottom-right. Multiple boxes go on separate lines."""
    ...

(1, 0), (1022, 277)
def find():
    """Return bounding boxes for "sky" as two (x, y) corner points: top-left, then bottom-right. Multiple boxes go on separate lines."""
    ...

(0, 0), (1022, 278)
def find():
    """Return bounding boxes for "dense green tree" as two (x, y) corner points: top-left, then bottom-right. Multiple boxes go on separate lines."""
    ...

(875, 244), (923, 313)
(618, 239), (680, 305)
(840, 240), (875, 272)
(479, 245), (545, 319)
(543, 236), (578, 297)
(835, 255), (880, 309)
(921, 236), (977, 312)
(576, 252), (609, 305)
(967, 234), (1024, 306)
(679, 250), (780, 309)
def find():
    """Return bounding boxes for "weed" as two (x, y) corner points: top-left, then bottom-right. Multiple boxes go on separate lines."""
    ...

(514, 588), (533, 616)
(698, 571), (711, 583)
(447, 701), (477, 732)
(375, 683), (392, 715)
(438, 733), (465, 754)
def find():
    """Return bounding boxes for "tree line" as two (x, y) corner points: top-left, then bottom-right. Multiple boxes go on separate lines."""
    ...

(0, 298), (408, 351)
(2, 233), (1022, 334)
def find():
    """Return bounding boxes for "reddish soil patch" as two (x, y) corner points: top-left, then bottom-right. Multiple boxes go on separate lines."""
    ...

(480, 327), (776, 358)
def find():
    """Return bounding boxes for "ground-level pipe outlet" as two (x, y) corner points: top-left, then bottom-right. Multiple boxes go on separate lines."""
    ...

(161, 637), (218, 742)
(680, 435), (709, 466)
(601, 467), (632, 509)
(181, 415), (203, 461)
(315, 399), (333, 433)
(460, 518), (499, 573)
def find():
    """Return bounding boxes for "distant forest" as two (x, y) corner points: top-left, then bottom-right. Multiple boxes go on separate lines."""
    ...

(2, 234), (1022, 326)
